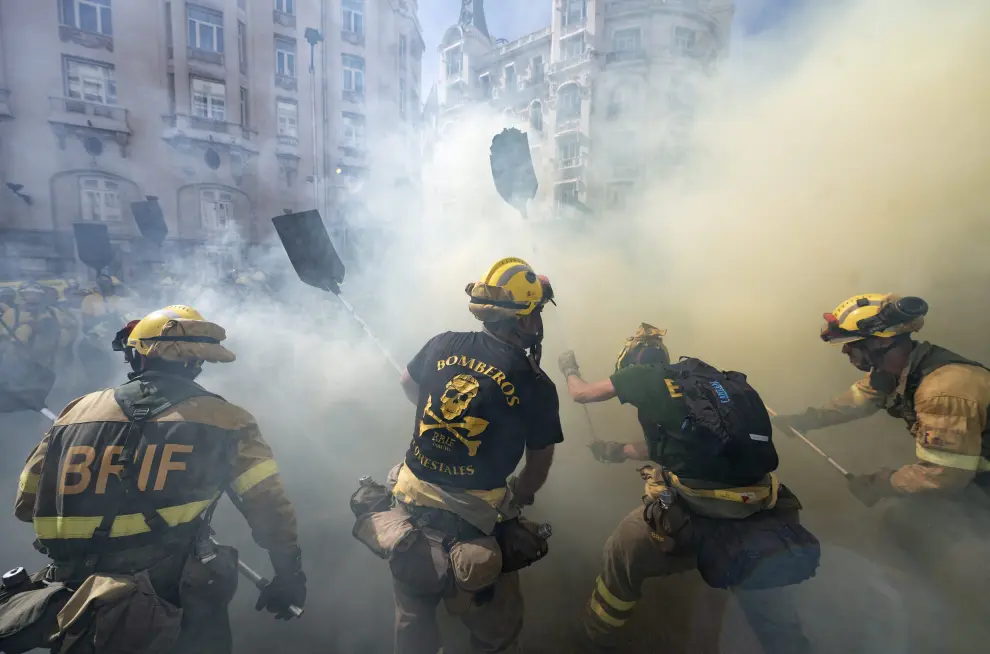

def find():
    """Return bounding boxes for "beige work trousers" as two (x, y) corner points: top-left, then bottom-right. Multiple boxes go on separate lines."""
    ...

(393, 571), (523, 654)
(580, 507), (810, 653)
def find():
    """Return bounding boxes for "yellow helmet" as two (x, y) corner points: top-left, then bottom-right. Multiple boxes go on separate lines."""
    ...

(476, 257), (553, 317)
(820, 293), (928, 345)
(126, 305), (206, 356)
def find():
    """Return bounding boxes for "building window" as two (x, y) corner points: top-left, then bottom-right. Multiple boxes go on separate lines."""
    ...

(80, 176), (121, 222)
(167, 73), (176, 113)
(276, 37), (297, 77)
(275, 0), (295, 15)
(341, 112), (365, 148)
(606, 182), (632, 209)
(557, 84), (581, 121)
(504, 64), (516, 89)
(239, 87), (249, 127)
(612, 28), (641, 53)
(342, 54), (365, 93)
(561, 0), (586, 27)
(555, 182), (579, 209)
(444, 46), (462, 77)
(673, 27), (696, 53)
(529, 101), (543, 131)
(201, 189), (233, 230)
(60, 0), (113, 36)
(238, 21), (247, 72)
(479, 73), (492, 99)
(530, 55), (544, 83)
(398, 35), (407, 68)
(556, 134), (580, 168)
(191, 77), (226, 121)
(561, 34), (585, 61)
(608, 84), (637, 119)
(343, 0), (364, 36)
(398, 78), (408, 118)
(64, 57), (116, 105)
(188, 5), (223, 53)
(277, 99), (298, 138)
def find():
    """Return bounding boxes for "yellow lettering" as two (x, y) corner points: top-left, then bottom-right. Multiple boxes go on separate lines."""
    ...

(437, 359), (446, 371)
(458, 356), (469, 367)
(445, 356), (458, 367)
(665, 379), (683, 398)
(473, 360), (488, 374)
(467, 466), (475, 475)
(154, 444), (193, 491)
(61, 446), (95, 495)
(506, 396), (520, 407)
(95, 446), (124, 494)
(492, 372), (506, 385)
(137, 444), (158, 492)
(501, 382), (515, 395)
(482, 365), (496, 377)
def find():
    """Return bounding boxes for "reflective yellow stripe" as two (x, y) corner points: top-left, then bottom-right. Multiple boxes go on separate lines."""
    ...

(596, 577), (636, 612)
(589, 598), (627, 628)
(231, 459), (279, 495)
(915, 443), (990, 472)
(18, 471), (39, 495)
(668, 472), (772, 504)
(33, 495), (219, 539)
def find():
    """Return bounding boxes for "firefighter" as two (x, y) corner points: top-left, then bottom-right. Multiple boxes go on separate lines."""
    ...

(558, 325), (814, 653)
(771, 293), (990, 649)
(13, 305), (305, 653)
(380, 257), (563, 654)
(0, 283), (60, 414)
(771, 293), (990, 503)
(80, 274), (126, 340)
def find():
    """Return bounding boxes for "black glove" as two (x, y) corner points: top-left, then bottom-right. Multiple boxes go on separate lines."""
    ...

(557, 350), (580, 378)
(255, 572), (307, 620)
(846, 469), (895, 508)
(589, 440), (627, 464)
(257, 548), (306, 620)
(770, 411), (815, 435)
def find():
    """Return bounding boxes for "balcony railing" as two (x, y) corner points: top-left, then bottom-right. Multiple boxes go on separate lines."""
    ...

(162, 113), (256, 141)
(278, 133), (299, 146)
(606, 48), (647, 64)
(548, 51), (595, 75)
(341, 29), (365, 46)
(188, 46), (224, 66)
(275, 74), (298, 91)
(342, 90), (365, 104)
(273, 10), (296, 28)
(50, 96), (128, 123)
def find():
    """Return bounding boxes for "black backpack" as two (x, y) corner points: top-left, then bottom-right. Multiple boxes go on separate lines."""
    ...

(662, 357), (778, 479)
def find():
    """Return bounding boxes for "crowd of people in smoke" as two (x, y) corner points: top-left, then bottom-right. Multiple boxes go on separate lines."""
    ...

(0, 268), (284, 413)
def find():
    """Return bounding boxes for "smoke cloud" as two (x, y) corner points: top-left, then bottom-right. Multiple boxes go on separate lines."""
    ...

(2, 0), (988, 652)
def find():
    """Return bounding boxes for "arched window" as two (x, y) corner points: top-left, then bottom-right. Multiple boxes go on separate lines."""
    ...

(530, 101), (543, 131)
(79, 175), (121, 222)
(200, 187), (234, 230)
(557, 84), (581, 122)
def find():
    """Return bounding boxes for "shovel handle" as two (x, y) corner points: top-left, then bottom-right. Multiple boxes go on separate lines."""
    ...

(765, 405), (853, 478)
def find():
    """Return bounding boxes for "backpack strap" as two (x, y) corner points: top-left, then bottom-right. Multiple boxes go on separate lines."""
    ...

(78, 378), (219, 575)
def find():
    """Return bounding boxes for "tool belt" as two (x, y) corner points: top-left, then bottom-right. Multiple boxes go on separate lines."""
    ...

(349, 479), (547, 607)
(642, 474), (820, 590)
(0, 569), (72, 654)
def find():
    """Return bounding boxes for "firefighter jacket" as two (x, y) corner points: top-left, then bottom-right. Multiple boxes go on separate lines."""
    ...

(792, 342), (990, 493)
(14, 371), (299, 566)
(0, 305), (60, 368)
(81, 293), (124, 340)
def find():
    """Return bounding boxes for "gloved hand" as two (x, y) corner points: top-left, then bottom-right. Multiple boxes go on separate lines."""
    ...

(769, 411), (814, 435)
(846, 468), (896, 508)
(255, 572), (307, 620)
(258, 547), (306, 620)
(589, 440), (628, 464)
(557, 350), (581, 378)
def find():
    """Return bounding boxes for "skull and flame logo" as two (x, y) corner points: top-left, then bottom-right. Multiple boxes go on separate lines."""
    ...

(440, 374), (480, 420)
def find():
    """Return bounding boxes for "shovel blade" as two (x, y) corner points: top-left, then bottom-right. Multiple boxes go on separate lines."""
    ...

(490, 128), (538, 213)
(73, 222), (114, 271)
(131, 196), (169, 246)
(271, 210), (346, 293)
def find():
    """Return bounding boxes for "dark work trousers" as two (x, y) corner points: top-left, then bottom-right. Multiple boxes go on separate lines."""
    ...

(580, 508), (811, 653)
(393, 571), (523, 654)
